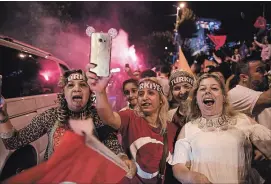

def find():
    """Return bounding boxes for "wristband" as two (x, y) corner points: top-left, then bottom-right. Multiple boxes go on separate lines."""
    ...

(0, 127), (15, 139)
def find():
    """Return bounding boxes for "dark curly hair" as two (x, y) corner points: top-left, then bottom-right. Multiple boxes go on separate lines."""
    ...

(56, 69), (96, 125)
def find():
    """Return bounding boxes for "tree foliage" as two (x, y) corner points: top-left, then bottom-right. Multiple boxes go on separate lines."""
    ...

(141, 31), (175, 67)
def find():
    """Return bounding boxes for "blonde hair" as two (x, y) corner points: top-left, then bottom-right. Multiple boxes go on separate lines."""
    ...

(134, 77), (169, 135)
(188, 73), (237, 121)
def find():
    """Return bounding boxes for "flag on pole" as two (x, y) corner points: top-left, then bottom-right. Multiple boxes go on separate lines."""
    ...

(254, 16), (266, 29)
(176, 46), (193, 75)
(207, 34), (227, 51)
(4, 131), (127, 184)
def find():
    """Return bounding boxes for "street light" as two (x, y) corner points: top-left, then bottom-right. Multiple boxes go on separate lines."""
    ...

(173, 2), (186, 46)
(172, 2), (186, 64)
(179, 3), (186, 9)
(174, 2), (186, 31)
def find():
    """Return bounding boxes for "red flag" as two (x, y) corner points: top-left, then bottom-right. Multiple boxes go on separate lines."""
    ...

(4, 131), (127, 184)
(207, 34), (227, 50)
(254, 16), (266, 29)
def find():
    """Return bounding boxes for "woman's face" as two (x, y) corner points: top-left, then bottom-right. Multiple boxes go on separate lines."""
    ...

(196, 77), (224, 117)
(64, 79), (90, 112)
(123, 82), (138, 106)
(138, 88), (161, 116)
(133, 71), (141, 80)
(172, 82), (192, 103)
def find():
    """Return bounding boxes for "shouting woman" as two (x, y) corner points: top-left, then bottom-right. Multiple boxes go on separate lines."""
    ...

(0, 69), (135, 179)
(86, 63), (178, 184)
(171, 73), (271, 184)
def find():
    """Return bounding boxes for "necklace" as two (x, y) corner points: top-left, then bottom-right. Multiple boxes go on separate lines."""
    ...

(68, 106), (89, 120)
(197, 115), (237, 131)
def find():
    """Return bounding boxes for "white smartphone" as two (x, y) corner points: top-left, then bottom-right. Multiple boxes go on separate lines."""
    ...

(90, 33), (112, 77)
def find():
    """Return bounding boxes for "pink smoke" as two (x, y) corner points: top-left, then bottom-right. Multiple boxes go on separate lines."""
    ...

(34, 17), (142, 72)
(111, 30), (140, 69)
(40, 72), (50, 81)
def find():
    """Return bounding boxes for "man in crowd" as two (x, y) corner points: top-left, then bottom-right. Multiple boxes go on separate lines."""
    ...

(228, 56), (271, 129)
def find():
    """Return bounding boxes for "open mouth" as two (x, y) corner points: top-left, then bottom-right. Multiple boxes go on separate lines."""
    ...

(179, 94), (188, 100)
(72, 95), (83, 102)
(141, 102), (151, 107)
(203, 98), (215, 106)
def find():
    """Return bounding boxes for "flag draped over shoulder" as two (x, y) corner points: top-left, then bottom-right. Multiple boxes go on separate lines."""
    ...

(207, 34), (227, 51)
(254, 16), (266, 29)
(4, 131), (127, 184)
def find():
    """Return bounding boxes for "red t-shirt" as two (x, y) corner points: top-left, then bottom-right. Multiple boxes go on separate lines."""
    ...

(118, 110), (177, 184)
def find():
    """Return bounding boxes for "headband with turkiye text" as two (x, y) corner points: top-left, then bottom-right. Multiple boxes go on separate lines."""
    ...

(67, 73), (87, 82)
(169, 69), (195, 87)
(139, 81), (164, 95)
(170, 76), (194, 87)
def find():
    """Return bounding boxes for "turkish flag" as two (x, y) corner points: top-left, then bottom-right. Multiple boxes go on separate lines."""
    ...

(4, 131), (127, 184)
(207, 34), (227, 51)
(254, 16), (266, 29)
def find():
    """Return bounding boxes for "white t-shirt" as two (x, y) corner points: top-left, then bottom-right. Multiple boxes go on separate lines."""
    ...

(228, 85), (271, 129)
(171, 113), (270, 184)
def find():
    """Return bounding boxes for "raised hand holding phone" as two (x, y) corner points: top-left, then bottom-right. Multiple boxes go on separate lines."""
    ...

(86, 26), (118, 77)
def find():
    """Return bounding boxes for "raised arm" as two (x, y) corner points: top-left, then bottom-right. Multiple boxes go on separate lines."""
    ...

(0, 103), (55, 150)
(92, 109), (124, 155)
(228, 86), (271, 116)
(253, 88), (271, 115)
(212, 52), (222, 64)
(254, 40), (265, 49)
(86, 64), (121, 130)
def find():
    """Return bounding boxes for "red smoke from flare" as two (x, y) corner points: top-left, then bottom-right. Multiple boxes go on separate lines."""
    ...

(40, 71), (50, 81)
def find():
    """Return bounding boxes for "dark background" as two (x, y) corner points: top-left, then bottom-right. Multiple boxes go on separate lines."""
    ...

(0, 1), (270, 67)
(0, 2), (269, 42)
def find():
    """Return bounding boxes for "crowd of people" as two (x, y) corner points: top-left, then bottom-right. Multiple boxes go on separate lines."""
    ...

(0, 34), (271, 184)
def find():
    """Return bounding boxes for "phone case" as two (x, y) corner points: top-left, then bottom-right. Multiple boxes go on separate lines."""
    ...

(90, 33), (112, 77)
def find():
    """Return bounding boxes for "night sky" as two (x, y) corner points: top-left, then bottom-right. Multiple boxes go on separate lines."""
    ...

(149, 1), (270, 41)
(0, 1), (270, 41)
(0, 1), (270, 66)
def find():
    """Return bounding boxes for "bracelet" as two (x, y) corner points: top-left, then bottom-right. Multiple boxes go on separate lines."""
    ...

(0, 127), (15, 139)
(0, 115), (9, 124)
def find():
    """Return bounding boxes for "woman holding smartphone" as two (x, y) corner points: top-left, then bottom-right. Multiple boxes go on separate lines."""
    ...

(86, 63), (178, 184)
